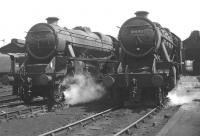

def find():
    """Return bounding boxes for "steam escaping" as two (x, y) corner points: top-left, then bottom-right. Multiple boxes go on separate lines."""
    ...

(167, 76), (200, 106)
(62, 74), (105, 105)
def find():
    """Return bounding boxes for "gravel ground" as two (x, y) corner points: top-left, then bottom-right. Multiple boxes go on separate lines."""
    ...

(63, 104), (179, 136)
(0, 76), (197, 136)
(67, 105), (155, 136)
(130, 105), (180, 136)
(0, 98), (113, 136)
(0, 99), (181, 136)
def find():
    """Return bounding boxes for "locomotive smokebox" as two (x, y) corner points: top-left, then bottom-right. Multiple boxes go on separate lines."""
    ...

(135, 11), (149, 18)
(46, 17), (59, 25)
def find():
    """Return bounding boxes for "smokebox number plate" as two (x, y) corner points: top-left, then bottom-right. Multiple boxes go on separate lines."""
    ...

(130, 29), (145, 35)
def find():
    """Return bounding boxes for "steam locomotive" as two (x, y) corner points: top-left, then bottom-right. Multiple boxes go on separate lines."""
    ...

(108, 11), (183, 106)
(13, 17), (119, 108)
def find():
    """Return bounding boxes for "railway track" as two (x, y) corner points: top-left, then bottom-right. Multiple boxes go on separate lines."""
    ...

(0, 105), (46, 120)
(0, 101), (24, 109)
(0, 91), (12, 96)
(0, 94), (12, 97)
(0, 94), (20, 104)
(0, 87), (12, 94)
(0, 94), (15, 99)
(38, 108), (115, 136)
(113, 106), (160, 136)
(38, 106), (161, 136)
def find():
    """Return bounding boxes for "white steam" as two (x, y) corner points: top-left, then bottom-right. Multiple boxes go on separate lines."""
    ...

(62, 74), (105, 105)
(167, 76), (200, 106)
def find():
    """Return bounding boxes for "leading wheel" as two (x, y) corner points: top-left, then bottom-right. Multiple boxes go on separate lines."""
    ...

(12, 85), (18, 95)
(19, 85), (33, 105)
(111, 86), (126, 107)
(54, 84), (64, 104)
(47, 83), (65, 111)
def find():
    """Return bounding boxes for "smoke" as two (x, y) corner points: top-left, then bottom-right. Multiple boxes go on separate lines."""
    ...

(167, 76), (200, 106)
(61, 74), (105, 105)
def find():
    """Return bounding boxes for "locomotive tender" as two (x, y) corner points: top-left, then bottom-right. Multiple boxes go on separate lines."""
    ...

(14, 17), (119, 107)
(0, 39), (25, 94)
(109, 11), (183, 105)
(0, 53), (23, 85)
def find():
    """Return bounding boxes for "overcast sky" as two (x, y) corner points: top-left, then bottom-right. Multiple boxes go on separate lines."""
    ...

(0, 0), (199, 46)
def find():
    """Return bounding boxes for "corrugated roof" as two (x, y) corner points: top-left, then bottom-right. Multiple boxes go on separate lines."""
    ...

(0, 38), (25, 53)
(183, 30), (200, 49)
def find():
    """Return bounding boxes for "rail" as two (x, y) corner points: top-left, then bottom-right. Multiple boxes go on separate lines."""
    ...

(0, 94), (13, 99)
(38, 108), (114, 136)
(0, 106), (46, 120)
(0, 101), (24, 108)
(0, 95), (20, 104)
(113, 106), (160, 136)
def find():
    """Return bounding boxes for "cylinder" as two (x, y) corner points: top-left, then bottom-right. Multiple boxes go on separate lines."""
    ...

(38, 74), (52, 85)
(152, 75), (163, 87)
(102, 76), (115, 87)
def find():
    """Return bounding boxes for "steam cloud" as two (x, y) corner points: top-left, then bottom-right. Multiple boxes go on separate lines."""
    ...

(167, 76), (200, 106)
(62, 74), (105, 105)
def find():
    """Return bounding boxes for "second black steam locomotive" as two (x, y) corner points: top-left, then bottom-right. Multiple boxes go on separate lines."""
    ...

(108, 11), (183, 105)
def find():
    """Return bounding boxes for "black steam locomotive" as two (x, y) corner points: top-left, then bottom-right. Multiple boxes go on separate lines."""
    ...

(13, 17), (119, 107)
(108, 11), (183, 106)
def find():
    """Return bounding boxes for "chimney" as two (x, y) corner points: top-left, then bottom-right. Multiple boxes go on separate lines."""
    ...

(46, 17), (59, 25)
(135, 11), (149, 18)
